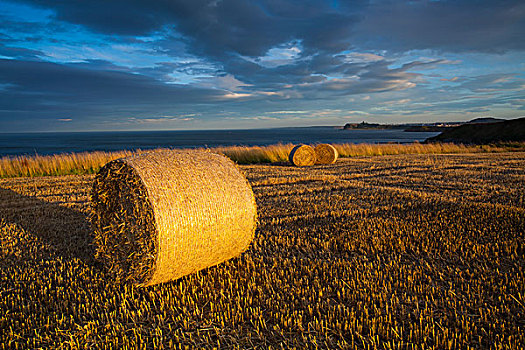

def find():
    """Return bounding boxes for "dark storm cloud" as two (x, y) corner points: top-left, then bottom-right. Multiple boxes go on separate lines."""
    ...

(17, 0), (171, 35)
(0, 58), (237, 118)
(356, 0), (525, 53)
(20, 0), (366, 58)
(19, 0), (525, 59)
(14, 0), (525, 96)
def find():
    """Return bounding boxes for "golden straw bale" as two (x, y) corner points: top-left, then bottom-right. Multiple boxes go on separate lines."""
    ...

(314, 144), (338, 164)
(288, 145), (316, 166)
(91, 150), (257, 286)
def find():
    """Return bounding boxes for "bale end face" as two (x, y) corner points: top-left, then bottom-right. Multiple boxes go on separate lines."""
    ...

(289, 145), (316, 166)
(91, 160), (157, 285)
(314, 144), (338, 164)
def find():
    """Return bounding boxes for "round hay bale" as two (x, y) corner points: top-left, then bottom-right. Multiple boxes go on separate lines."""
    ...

(91, 150), (257, 286)
(314, 144), (338, 164)
(288, 144), (316, 166)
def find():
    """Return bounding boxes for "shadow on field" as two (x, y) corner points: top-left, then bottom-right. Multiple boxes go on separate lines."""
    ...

(0, 187), (98, 266)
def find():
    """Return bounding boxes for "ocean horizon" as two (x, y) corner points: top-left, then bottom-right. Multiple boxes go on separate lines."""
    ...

(0, 127), (440, 157)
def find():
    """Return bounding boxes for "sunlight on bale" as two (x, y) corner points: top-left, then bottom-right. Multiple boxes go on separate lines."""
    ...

(289, 145), (316, 166)
(314, 144), (338, 165)
(90, 150), (257, 286)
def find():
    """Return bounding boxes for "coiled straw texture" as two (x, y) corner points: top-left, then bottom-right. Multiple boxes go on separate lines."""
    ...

(91, 150), (257, 286)
(289, 145), (316, 166)
(314, 144), (338, 164)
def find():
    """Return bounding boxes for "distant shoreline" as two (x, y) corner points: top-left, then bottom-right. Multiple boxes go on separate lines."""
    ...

(343, 117), (507, 132)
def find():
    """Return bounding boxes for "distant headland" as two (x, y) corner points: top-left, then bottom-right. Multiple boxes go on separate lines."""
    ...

(343, 117), (505, 132)
(426, 117), (525, 144)
(343, 117), (525, 143)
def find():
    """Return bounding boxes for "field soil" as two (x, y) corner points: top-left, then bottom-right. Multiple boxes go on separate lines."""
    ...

(1, 153), (524, 349)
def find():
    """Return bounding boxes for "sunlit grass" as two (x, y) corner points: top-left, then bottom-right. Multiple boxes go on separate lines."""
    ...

(1, 142), (523, 178)
(214, 143), (296, 164)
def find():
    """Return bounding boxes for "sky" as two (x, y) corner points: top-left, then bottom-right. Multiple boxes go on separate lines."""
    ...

(0, 0), (524, 132)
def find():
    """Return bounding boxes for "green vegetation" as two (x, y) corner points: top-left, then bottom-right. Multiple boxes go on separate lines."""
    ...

(1, 153), (524, 348)
(428, 117), (525, 143)
(1, 142), (524, 178)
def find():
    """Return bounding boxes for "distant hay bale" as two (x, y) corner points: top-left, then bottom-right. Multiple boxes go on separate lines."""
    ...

(314, 144), (338, 164)
(91, 150), (257, 287)
(289, 145), (316, 166)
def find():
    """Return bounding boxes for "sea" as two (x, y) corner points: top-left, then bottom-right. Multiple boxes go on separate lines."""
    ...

(0, 127), (440, 157)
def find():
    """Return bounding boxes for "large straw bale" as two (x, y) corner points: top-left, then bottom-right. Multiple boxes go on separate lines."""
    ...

(91, 150), (257, 286)
(288, 145), (316, 166)
(314, 144), (338, 164)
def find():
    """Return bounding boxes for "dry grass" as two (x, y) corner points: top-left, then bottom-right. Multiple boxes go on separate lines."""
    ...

(214, 143), (295, 164)
(0, 149), (139, 178)
(334, 141), (523, 157)
(1, 142), (524, 178)
(1, 152), (524, 349)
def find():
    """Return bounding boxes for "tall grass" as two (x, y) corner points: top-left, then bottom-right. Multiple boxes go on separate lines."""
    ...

(0, 150), (138, 178)
(214, 143), (295, 164)
(0, 142), (523, 178)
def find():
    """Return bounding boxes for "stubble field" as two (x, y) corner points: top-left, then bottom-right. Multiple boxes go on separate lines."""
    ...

(1, 152), (524, 349)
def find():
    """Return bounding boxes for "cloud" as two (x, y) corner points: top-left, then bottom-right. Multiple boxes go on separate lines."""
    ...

(221, 92), (253, 99)
(456, 73), (525, 93)
(440, 77), (460, 82)
(18, 0), (524, 60)
(18, 0), (366, 58)
(196, 74), (251, 91)
(0, 44), (43, 59)
(355, 0), (525, 53)
(266, 110), (309, 114)
(0, 58), (255, 123)
(341, 52), (384, 63)
(127, 115), (195, 124)
(243, 40), (304, 68)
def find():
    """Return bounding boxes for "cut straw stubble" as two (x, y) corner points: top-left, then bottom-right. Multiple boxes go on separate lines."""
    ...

(91, 150), (257, 286)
